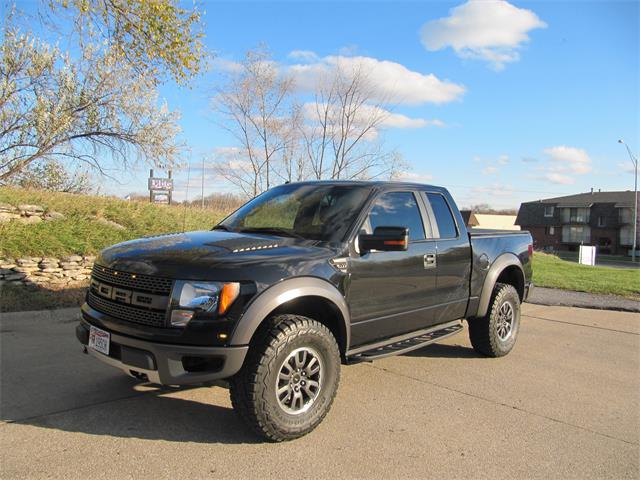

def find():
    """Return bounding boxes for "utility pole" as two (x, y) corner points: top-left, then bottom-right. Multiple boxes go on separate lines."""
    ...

(618, 139), (638, 263)
(201, 155), (205, 209)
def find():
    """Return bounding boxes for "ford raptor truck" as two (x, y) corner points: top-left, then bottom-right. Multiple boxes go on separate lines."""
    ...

(76, 181), (533, 441)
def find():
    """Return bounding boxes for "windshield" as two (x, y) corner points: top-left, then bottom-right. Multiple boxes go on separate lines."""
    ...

(218, 184), (372, 242)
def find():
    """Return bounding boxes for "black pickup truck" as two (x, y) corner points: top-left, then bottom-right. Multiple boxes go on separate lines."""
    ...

(76, 181), (533, 441)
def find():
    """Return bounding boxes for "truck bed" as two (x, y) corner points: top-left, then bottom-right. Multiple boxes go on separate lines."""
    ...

(469, 228), (531, 237)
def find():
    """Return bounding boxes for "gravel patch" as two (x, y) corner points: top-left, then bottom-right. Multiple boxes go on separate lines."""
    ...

(528, 287), (640, 313)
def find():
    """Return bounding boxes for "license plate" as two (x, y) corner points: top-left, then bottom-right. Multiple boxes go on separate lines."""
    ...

(88, 326), (110, 355)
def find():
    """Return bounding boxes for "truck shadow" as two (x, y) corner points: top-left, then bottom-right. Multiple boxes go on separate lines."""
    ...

(5, 377), (261, 445)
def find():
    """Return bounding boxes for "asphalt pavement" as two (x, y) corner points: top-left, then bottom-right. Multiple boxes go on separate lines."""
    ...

(1, 304), (638, 479)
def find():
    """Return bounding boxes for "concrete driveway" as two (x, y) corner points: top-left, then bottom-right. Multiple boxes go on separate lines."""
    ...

(1, 304), (638, 479)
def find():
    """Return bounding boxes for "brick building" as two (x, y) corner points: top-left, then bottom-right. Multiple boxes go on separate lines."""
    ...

(516, 191), (640, 256)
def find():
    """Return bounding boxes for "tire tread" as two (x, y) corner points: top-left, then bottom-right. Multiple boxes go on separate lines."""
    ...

(229, 314), (340, 442)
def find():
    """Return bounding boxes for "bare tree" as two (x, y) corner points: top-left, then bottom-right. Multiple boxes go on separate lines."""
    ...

(0, 24), (181, 182)
(302, 61), (399, 180)
(212, 48), (300, 196)
(212, 50), (409, 194)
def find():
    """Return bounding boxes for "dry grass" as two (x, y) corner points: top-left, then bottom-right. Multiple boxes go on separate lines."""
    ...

(0, 187), (231, 258)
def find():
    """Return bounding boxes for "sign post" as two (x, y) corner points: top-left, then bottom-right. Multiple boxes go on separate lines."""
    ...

(148, 169), (174, 204)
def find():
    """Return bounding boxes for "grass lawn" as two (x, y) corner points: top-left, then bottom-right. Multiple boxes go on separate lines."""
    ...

(533, 252), (640, 300)
(0, 187), (228, 258)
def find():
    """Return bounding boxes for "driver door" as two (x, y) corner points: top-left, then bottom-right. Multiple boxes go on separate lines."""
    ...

(348, 190), (438, 347)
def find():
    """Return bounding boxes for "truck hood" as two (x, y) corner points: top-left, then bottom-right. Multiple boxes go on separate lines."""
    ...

(95, 230), (339, 281)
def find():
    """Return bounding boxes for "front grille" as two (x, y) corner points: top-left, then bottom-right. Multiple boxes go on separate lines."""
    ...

(87, 291), (167, 328)
(92, 265), (173, 294)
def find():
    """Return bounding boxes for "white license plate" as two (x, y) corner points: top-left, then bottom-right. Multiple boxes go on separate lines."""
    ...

(88, 326), (110, 355)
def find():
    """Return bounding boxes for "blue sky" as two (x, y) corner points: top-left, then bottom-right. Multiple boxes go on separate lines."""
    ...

(21, 0), (640, 208)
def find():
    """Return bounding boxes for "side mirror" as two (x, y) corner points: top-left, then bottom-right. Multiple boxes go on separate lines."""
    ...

(359, 226), (409, 253)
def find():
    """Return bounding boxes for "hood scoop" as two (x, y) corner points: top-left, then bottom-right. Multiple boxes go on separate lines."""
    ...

(204, 235), (281, 253)
(232, 243), (279, 253)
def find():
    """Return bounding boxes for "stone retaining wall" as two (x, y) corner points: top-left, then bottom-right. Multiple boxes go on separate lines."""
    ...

(0, 256), (95, 289)
(0, 203), (65, 223)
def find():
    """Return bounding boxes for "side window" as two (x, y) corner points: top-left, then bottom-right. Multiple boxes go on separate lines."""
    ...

(426, 193), (458, 239)
(365, 192), (425, 241)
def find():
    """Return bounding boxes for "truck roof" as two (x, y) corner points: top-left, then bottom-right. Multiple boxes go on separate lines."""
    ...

(283, 179), (448, 193)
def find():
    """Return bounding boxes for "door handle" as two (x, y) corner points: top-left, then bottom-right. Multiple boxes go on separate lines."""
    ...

(424, 253), (436, 269)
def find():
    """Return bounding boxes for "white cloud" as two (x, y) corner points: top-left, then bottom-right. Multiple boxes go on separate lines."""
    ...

(539, 145), (592, 184)
(474, 154), (509, 175)
(211, 58), (243, 73)
(420, 0), (547, 70)
(618, 162), (636, 174)
(544, 145), (592, 175)
(288, 55), (465, 105)
(213, 146), (241, 158)
(543, 173), (575, 185)
(302, 102), (443, 132)
(287, 50), (319, 62)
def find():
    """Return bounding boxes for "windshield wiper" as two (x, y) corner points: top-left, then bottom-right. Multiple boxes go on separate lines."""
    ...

(238, 227), (305, 240)
(212, 224), (235, 232)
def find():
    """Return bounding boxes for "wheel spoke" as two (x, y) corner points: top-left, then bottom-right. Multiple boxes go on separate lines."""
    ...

(275, 347), (323, 415)
(305, 357), (318, 375)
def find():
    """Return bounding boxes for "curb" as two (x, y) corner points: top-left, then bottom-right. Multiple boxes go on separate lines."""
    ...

(527, 287), (640, 314)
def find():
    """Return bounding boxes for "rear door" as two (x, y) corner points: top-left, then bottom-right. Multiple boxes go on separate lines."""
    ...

(421, 191), (472, 323)
(348, 190), (438, 346)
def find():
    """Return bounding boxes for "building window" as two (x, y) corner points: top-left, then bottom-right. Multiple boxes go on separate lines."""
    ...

(544, 206), (554, 217)
(597, 216), (606, 227)
(620, 226), (634, 246)
(562, 225), (591, 243)
(619, 208), (633, 224)
(561, 207), (590, 224)
(545, 226), (555, 235)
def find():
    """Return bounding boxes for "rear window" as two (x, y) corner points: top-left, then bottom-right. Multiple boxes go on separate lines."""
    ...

(426, 193), (458, 239)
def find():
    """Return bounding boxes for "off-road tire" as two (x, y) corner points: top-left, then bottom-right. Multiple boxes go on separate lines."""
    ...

(229, 314), (341, 442)
(468, 283), (521, 357)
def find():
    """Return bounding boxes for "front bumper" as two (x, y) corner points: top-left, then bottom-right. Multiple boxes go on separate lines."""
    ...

(76, 320), (248, 385)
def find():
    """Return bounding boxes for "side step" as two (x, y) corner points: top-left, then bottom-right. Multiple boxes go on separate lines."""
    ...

(346, 320), (464, 362)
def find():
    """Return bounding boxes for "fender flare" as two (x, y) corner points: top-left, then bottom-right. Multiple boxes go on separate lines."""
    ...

(229, 277), (351, 348)
(476, 253), (524, 318)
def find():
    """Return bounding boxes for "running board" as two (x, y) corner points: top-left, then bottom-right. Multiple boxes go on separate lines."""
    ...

(346, 320), (464, 362)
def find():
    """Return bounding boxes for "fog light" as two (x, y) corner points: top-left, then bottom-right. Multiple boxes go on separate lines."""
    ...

(171, 309), (194, 327)
(217, 333), (228, 340)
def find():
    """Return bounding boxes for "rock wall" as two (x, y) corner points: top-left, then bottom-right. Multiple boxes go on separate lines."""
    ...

(0, 256), (95, 289)
(0, 203), (65, 223)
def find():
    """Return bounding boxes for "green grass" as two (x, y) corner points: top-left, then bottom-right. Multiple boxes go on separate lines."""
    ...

(533, 252), (640, 300)
(0, 187), (229, 258)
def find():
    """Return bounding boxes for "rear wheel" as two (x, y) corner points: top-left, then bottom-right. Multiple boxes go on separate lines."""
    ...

(229, 314), (341, 441)
(468, 283), (521, 357)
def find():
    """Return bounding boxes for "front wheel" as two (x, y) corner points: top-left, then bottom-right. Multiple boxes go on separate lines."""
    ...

(468, 283), (521, 357)
(229, 314), (341, 441)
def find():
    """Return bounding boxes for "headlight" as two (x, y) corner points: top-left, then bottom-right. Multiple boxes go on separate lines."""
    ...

(171, 281), (240, 327)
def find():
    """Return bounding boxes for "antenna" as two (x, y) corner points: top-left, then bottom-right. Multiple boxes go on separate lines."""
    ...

(183, 161), (191, 233)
